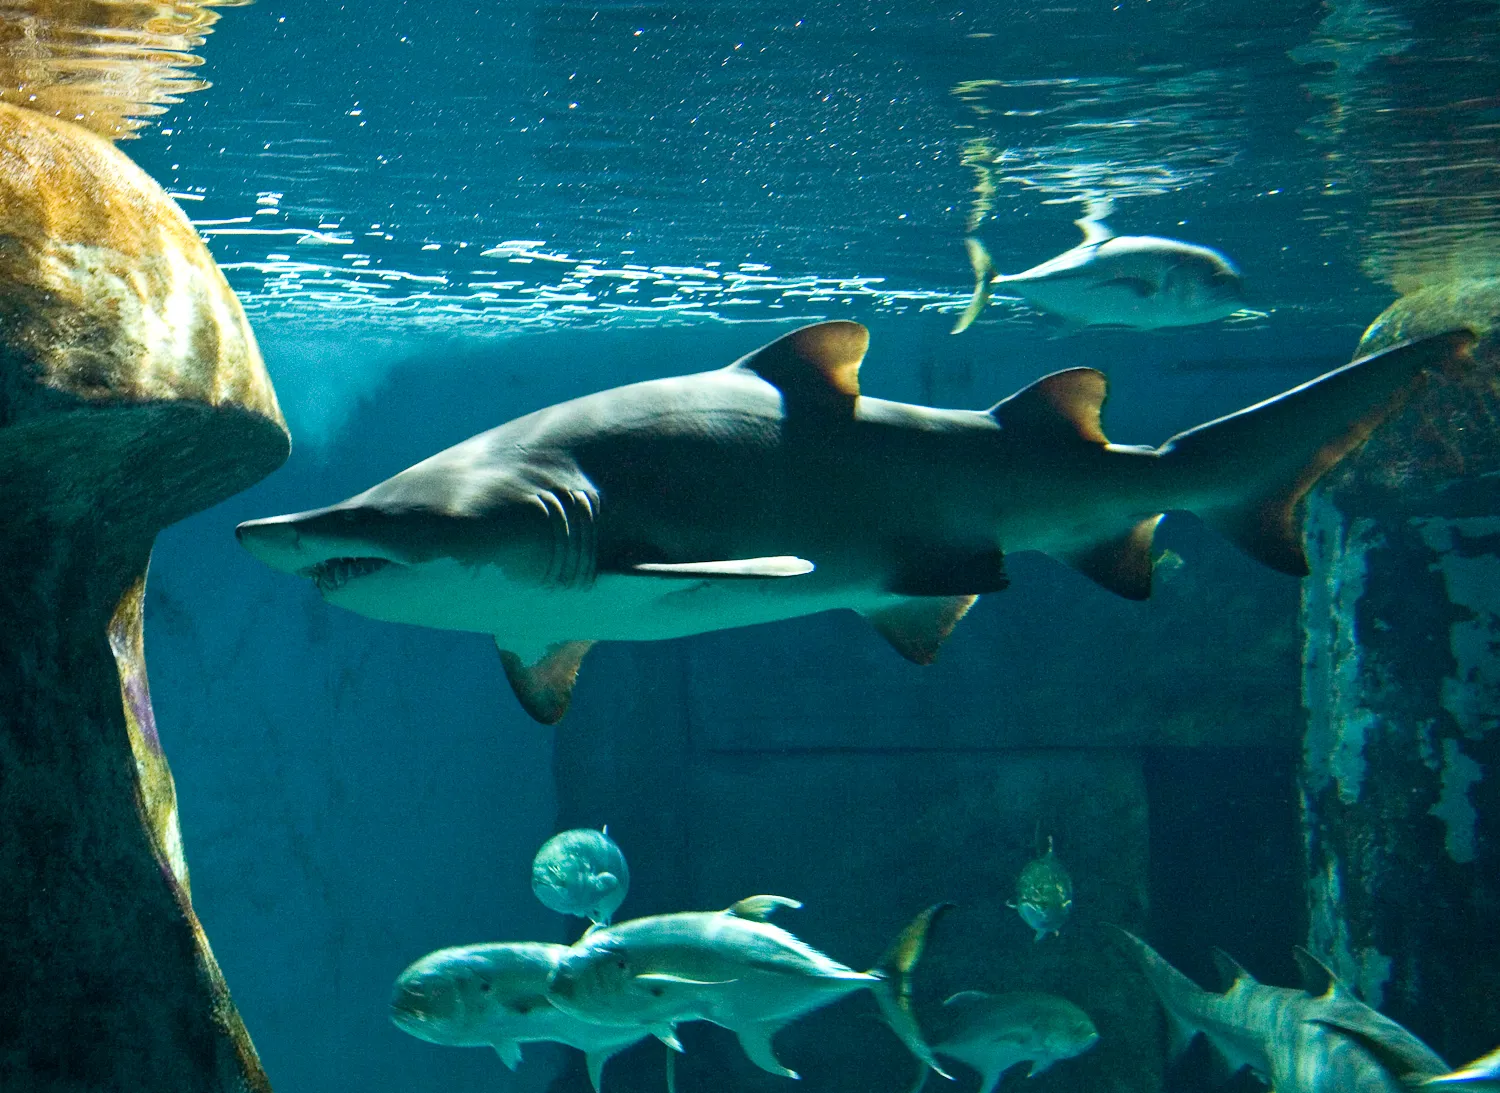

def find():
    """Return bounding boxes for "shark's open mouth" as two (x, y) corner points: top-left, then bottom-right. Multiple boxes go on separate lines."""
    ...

(305, 556), (396, 594)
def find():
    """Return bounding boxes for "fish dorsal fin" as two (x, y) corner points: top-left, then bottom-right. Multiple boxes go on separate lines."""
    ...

(862, 595), (979, 666)
(1293, 947), (1343, 998)
(732, 320), (867, 410)
(496, 640), (595, 725)
(990, 368), (1110, 446)
(1076, 215), (1114, 247)
(726, 895), (803, 921)
(1210, 948), (1256, 990)
(1060, 514), (1164, 601)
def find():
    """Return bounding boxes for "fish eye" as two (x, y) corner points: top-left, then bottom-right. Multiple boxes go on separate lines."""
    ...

(479, 980), (491, 993)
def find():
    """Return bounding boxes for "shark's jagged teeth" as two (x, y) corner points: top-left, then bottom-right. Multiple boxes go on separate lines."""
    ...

(307, 556), (394, 594)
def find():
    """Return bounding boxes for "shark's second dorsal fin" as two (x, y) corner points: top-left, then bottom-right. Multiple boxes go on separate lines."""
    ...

(732, 320), (867, 410)
(1075, 214), (1115, 247)
(497, 640), (595, 725)
(990, 368), (1110, 446)
(1293, 947), (1344, 998)
(1210, 948), (1256, 990)
(726, 895), (803, 921)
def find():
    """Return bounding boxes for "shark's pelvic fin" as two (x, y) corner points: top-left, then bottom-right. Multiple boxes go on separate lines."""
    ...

(496, 640), (596, 725)
(1060, 514), (1163, 601)
(584, 1049), (611, 1093)
(737, 1021), (799, 1080)
(1162, 330), (1475, 576)
(726, 894), (803, 920)
(629, 557), (815, 579)
(990, 367), (1109, 446)
(1209, 948), (1257, 991)
(863, 595), (979, 665)
(732, 319), (866, 410)
(952, 237), (996, 335)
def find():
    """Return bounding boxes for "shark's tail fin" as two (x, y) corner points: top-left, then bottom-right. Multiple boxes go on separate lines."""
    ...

(1110, 926), (1213, 1063)
(1161, 330), (1476, 576)
(952, 238), (995, 335)
(871, 903), (954, 1081)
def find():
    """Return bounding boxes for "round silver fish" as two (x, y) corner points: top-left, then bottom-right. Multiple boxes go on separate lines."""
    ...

(532, 827), (630, 926)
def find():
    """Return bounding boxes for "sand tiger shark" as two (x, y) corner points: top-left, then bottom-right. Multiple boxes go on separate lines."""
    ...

(236, 320), (1473, 724)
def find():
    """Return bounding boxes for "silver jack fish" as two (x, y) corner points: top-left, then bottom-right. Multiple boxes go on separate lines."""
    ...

(1009, 836), (1072, 941)
(913, 990), (1099, 1093)
(533, 827), (630, 927)
(1117, 928), (1454, 1093)
(1422, 1046), (1500, 1090)
(952, 217), (1244, 334)
(235, 321), (1473, 724)
(390, 941), (650, 1093)
(546, 895), (951, 1082)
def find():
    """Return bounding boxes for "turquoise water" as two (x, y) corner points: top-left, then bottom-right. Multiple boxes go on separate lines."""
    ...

(83, 2), (1500, 1093)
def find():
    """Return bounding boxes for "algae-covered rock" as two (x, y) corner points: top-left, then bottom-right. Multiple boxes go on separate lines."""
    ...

(0, 101), (287, 1091)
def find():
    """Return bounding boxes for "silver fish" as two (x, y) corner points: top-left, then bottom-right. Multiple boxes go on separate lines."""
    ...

(914, 990), (1099, 1093)
(1421, 1046), (1500, 1090)
(1117, 929), (1451, 1093)
(533, 827), (630, 926)
(1010, 837), (1072, 941)
(547, 895), (951, 1082)
(390, 941), (649, 1093)
(235, 321), (1472, 724)
(952, 217), (1244, 334)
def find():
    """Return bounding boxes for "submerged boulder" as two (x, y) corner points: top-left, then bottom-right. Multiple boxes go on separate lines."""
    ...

(0, 101), (287, 1090)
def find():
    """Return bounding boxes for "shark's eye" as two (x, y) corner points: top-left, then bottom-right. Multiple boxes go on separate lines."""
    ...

(479, 980), (492, 993)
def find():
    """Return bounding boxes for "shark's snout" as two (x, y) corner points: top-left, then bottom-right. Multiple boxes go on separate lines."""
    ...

(237, 505), (407, 594)
(235, 515), (308, 573)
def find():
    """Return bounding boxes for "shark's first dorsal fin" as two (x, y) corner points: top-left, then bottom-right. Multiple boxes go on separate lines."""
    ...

(1210, 948), (1256, 990)
(1076, 214), (1115, 247)
(732, 320), (867, 409)
(1293, 947), (1343, 998)
(496, 640), (595, 725)
(726, 895), (803, 921)
(990, 368), (1110, 446)
(862, 595), (979, 666)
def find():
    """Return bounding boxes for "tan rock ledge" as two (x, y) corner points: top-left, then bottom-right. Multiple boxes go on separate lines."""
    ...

(0, 101), (288, 1091)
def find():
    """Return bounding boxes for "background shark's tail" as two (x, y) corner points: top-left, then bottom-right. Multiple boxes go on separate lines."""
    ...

(1110, 927), (1213, 1062)
(1160, 329), (1474, 576)
(871, 903), (954, 1080)
(952, 239), (995, 335)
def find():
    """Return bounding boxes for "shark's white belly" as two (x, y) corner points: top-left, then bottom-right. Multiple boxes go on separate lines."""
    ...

(326, 560), (897, 661)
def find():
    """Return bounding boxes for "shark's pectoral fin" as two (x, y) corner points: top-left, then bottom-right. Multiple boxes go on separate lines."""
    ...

(863, 595), (979, 666)
(628, 557), (814, 579)
(497, 640), (596, 724)
(1059, 514), (1164, 600)
(737, 1022), (798, 1080)
(494, 1041), (523, 1070)
(990, 367), (1109, 446)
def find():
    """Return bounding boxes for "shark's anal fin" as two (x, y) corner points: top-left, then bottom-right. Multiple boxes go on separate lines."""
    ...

(497, 640), (596, 725)
(737, 1022), (798, 1080)
(952, 237), (997, 335)
(726, 895), (803, 920)
(628, 557), (814, 579)
(863, 595), (979, 666)
(584, 1049), (611, 1093)
(1060, 514), (1164, 601)
(990, 367), (1110, 446)
(730, 320), (867, 412)
(494, 1041), (522, 1070)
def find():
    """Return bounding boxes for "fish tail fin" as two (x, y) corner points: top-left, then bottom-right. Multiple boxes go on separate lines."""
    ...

(1109, 926), (1209, 1064)
(1160, 331), (1475, 575)
(952, 238), (995, 334)
(871, 903), (954, 1080)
